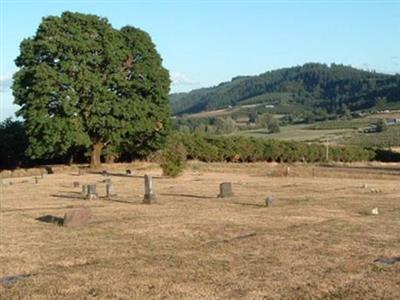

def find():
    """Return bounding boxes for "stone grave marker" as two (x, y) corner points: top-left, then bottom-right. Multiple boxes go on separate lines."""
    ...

(265, 196), (273, 207)
(73, 181), (80, 188)
(126, 169), (132, 175)
(63, 207), (91, 227)
(34, 176), (39, 184)
(106, 182), (117, 198)
(102, 170), (108, 176)
(218, 182), (234, 198)
(143, 174), (156, 204)
(87, 184), (97, 200)
(82, 185), (88, 197)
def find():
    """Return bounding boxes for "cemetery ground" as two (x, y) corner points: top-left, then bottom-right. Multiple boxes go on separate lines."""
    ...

(1, 162), (399, 299)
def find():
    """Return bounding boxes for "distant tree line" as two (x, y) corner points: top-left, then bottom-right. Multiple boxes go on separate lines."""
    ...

(170, 63), (400, 117)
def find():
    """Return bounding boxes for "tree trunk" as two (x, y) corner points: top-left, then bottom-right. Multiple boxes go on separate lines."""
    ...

(90, 143), (103, 169)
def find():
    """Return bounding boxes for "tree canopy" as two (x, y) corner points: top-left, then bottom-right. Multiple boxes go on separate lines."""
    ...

(13, 11), (171, 168)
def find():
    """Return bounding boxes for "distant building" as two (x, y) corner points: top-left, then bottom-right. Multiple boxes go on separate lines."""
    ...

(386, 118), (400, 126)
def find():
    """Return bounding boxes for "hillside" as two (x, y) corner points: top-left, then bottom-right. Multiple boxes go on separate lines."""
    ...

(170, 63), (400, 115)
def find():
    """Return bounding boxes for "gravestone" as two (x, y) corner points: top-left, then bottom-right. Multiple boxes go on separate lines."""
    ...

(143, 174), (156, 204)
(73, 181), (80, 188)
(371, 207), (379, 215)
(81, 185), (88, 197)
(34, 176), (39, 184)
(218, 182), (234, 198)
(102, 170), (108, 176)
(265, 196), (273, 207)
(63, 207), (91, 227)
(87, 184), (97, 200)
(126, 169), (132, 175)
(106, 182), (117, 198)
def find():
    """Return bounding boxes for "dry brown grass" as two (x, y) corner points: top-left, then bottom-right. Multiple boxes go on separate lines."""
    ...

(1, 162), (399, 299)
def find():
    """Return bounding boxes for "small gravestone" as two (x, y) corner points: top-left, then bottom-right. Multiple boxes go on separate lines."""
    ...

(87, 184), (97, 200)
(73, 181), (80, 188)
(218, 182), (233, 198)
(34, 177), (39, 184)
(143, 174), (156, 204)
(362, 183), (368, 189)
(106, 182), (117, 198)
(126, 169), (132, 175)
(82, 185), (88, 197)
(101, 170), (108, 176)
(286, 166), (290, 177)
(63, 207), (91, 227)
(265, 196), (273, 207)
(371, 207), (379, 215)
(78, 168), (86, 176)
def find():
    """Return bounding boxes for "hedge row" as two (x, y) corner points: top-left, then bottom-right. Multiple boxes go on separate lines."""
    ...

(173, 133), (375, 163)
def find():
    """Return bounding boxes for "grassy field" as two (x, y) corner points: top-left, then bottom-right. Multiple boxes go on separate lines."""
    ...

(237, 124), (353, 142)
(1, 162), (400, 299)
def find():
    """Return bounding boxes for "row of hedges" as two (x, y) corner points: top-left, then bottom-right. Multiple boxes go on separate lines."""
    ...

(173, 133), (375, 163)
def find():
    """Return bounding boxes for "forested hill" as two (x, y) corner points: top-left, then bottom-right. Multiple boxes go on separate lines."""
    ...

(170, 63), (400, 115)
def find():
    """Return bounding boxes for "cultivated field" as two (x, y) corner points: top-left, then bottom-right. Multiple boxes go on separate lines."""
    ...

(1, 162), (400, 299)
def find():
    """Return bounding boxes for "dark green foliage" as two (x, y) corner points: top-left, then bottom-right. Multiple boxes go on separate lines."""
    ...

(173, 133), (374, 163)
(376, 119), (388, 132)
(159, 138), (187, 177)
(170, 63), (400, 116)
(13, 12), (171, 168)
(0, 118), (29, 168)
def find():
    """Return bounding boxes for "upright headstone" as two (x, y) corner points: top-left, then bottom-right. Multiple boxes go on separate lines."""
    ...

(218, 182), (234, 198)
(63, 207), (91, 227)
(126, 169), (132, 175)
(106, 182), (117, 198)
(143, 174), (156, 204)
(87, 184), (97, 200)
(82, 185), (88, 197)
(73, 181), (80, 188)
(265, 196), (273, 207)
(34, 176), (39, 184)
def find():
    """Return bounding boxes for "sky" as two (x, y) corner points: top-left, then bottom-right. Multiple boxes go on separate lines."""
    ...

(1, 0), (399, 120)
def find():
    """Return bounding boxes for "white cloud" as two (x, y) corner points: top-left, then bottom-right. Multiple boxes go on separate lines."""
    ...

(0, 74), (13, 92)
(170, 72), (196, 86)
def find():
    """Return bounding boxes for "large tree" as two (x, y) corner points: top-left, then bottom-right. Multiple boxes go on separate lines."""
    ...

(12, 12), (171, 168)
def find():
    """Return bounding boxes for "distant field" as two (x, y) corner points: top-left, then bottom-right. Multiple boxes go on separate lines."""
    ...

(237, 124), (353, 142)
(346, 125), (400, 147)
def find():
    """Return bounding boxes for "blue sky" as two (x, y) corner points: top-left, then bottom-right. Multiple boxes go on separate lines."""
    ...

(1, 0), (399, 120)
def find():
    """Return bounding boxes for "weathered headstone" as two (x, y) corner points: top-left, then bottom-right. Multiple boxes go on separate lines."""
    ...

(63, 207), (91, 227)
(106, 182), (117, 198)
(87, 184), (97, 200)
(82, 185), (88, 197)
(73, 181), (80, 188)
(371, 207), (379, 215)
(143, 174), (156, 204)
(34, 176), (39, 184)
(218, 182), (234, 198)
(265, 196), (273, 207)
(126, 169), (132, 175)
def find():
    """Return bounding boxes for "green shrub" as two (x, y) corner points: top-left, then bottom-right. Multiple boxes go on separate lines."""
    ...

(159, 138), (187, 177)
(174, 133), (374, 163)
